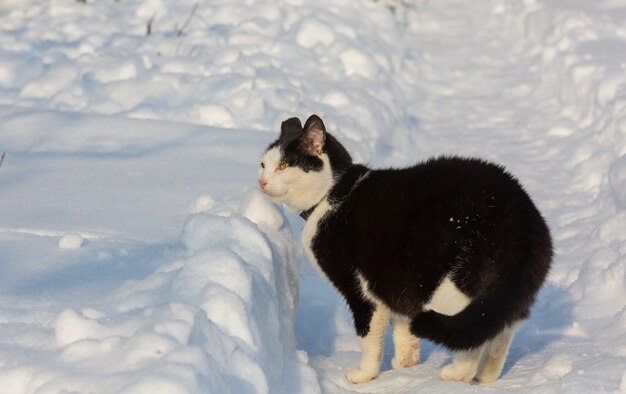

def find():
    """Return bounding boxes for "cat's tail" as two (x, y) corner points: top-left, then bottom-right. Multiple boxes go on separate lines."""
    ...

(409, 283), (530, 351)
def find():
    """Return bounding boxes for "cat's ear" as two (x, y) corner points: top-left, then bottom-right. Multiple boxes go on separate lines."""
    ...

(301, 114), (326, 156)
(280, 117), (303, 144)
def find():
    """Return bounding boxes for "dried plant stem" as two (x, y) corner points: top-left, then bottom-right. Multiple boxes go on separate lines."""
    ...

(175, 2), (199, 55)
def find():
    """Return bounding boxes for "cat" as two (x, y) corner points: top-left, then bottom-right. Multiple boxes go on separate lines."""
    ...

(258, 114), (553, 384)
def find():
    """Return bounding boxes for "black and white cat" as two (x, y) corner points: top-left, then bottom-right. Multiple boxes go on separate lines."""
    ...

(258, 115), (553, 384)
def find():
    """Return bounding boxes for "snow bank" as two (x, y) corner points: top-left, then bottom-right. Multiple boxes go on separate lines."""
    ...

(0, 0), (407, 162)
(0, 191), (317, 393)
(523, 1), (626, 342)
(0, 105), (201, 155)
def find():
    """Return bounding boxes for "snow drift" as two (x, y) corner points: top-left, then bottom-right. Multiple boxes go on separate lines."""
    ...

(1, 190), (314, 393)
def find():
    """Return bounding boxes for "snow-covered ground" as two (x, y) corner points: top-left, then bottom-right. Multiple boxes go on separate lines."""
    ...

(1, 0), (626, 392)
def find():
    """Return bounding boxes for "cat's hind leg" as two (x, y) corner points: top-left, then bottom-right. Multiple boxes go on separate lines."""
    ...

(440, 346), (485, 383)
(346, 303), (390, 384)
(474, 322), (519, 383)
(391, 316), (420, 369)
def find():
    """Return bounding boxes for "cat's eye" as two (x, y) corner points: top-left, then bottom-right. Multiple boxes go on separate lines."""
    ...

(260, 162), (265, 169)
(278, 162), (289, 170)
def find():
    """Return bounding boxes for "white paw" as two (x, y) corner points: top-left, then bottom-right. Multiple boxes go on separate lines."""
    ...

(346, 368), (378, 384)
(392, 342), (419, 369)
(391, 355), (418, 369)
(475, 368), (500, 384)
(439, 364), (475, 383)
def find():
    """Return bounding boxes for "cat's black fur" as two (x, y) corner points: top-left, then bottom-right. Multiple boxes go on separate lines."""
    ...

(263, 114), (552, 363)
(317, 156), (552, 349)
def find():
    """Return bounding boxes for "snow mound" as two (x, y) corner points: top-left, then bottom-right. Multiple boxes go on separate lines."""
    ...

(609, 154), (626, 210)
(58, 233), (85, 250)
(0, 50), (43, 89)
(240, 190), (285, 230)
(296, 18), (336, 48)
(189, 194), (217, 213)
(44, 192), (315, 393)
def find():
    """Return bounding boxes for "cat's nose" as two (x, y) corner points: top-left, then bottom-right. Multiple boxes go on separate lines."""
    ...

(258, 178), (268, 189)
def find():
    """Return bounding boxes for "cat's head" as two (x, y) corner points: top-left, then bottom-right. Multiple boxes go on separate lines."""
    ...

(258, 114), (352, 211)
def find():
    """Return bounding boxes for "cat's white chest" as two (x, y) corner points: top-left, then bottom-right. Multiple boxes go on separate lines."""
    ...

(301, 198), (333, 279)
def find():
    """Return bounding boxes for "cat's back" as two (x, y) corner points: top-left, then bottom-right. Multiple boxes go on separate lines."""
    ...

(372, 156), (519, 193)
(357, 156), (532, 211)
(348, 155), (551, 266)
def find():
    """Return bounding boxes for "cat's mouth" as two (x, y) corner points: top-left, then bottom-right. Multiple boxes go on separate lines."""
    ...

(261, 189), (287, 199)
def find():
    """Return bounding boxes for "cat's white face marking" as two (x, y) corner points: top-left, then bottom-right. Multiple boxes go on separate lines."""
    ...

(258, 146), (333, 211)
(423, 276), (471, 316)
(259, 147), (285, 198)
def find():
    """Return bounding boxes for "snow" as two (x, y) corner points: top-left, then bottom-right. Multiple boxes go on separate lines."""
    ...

(610, 154), (626, 209)
(58, 233), (85, 250)
(1, 0), (626, 393)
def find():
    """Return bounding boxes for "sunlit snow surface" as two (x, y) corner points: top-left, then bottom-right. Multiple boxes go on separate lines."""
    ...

(1, 0), (626, 393)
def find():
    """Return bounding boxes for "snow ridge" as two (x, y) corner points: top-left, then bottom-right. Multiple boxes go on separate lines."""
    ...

(17, 193), (312, 393)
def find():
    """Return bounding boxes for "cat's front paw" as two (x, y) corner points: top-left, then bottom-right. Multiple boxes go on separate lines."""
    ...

(439, 364), (475, 383)
(391, 352), (419, 369)
(346, 368), (378, 384)
(391, 340), (419, 369)
(474, 367), (500, 384)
